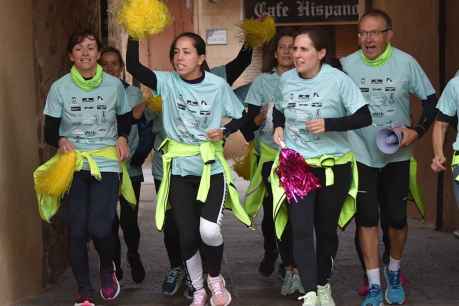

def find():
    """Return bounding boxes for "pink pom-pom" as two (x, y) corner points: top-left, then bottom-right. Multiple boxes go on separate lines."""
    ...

(276, 148), (321, 203)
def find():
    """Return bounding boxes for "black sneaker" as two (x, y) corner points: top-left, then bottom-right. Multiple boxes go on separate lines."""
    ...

(74, 295), (95, 306)
(128, 253), (146, 283)
(258, 252), (278, 277)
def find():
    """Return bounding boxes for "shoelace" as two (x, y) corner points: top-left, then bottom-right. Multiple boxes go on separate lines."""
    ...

(192, 289), (207, 304)
(166, 268), (180, 284)
(208, 277), (225, 296)
(388, 270), (401, 289)
(367, 285), (380, 297)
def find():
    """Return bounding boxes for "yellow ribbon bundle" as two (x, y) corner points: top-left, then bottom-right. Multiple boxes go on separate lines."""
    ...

(240, 16), (276, 48)
(233, 142), (255, 181)
(145, 95), (163, 113)
(34, 152), (76, 197)
(117, 0), (172, 40)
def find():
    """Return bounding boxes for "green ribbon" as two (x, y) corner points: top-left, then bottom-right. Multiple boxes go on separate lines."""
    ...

(360, 43), (393, 67)
(70, 64), (103, 91)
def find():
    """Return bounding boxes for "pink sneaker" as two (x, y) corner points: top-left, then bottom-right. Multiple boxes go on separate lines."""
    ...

(207, 275), (232, 306)
(99, 263), (120, 300)
(357, 277), (369, 296)
(189, 288), (208, 306)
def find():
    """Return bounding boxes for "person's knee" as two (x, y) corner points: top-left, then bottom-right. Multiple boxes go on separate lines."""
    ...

(89, 222), (113, 240)
(388, 215), (407, 229)
(200, 218), (223, 247)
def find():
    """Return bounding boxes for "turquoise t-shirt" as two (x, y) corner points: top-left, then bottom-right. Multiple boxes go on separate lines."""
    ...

(436, 76), (459, 151)
(125, 85), (144, 177)
(245, 71), (280, 150)
(274, 64), (367, 159)
(341, 47), (436, 168)
(210, 65), (226, 80)
(43, 72), (130, 172)
(155, 70), (244, 176)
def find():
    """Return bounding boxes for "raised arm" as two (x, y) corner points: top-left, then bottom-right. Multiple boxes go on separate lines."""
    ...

(224, 45), (253, 86)
(126, 39), (158, 91)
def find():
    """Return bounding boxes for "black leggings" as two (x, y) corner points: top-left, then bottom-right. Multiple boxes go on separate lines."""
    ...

(157, 180), (183, 269)
(113, 177), (142, 265)
(62, 171), (119, 295)
(261, 162), (294, 266)
(288, 164), (352, 292)
(168, 174), (226, 289)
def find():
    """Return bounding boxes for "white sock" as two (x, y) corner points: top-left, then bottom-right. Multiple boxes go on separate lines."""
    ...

(388, 257), (401, 272)
(185, 252), (204, 290)
(366, 268), (381, 286)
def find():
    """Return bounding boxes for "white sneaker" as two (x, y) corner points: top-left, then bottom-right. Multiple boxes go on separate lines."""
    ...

(189, 288), (208, 306)
(207, 275), (232, 306)
(317, 283), (335, 306)
(298, 291), (319, 306)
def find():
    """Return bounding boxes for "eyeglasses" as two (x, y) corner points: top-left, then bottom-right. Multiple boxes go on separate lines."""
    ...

(357, 29), (391, 38)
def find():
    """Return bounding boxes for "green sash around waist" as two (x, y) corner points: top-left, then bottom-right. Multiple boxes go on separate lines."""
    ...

(34, 146), (135, 223)
(244, 141), (278, 220)
(155, 138), (252, 231)
(270, 151), (358, 239)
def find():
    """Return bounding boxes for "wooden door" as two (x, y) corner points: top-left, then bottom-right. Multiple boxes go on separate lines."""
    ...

(140, 0), (194, 71)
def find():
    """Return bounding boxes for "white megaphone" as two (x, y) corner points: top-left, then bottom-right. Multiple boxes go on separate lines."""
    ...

(376, 127), (404, 154)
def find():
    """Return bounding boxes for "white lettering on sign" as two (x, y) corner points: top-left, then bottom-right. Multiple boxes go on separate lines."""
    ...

(254, 1), (289, 18)
(296, 1), (358, 19)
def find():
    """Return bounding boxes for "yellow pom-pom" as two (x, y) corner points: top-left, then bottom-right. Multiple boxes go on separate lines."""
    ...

(233, 142), (255, 181)
(145, 95), (163, 113)
(240, 16), (276, 48)
(117, 0), (172, 40)
(34, 152), (76, 197)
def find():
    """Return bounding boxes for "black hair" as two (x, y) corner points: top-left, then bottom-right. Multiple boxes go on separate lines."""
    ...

(100, 46), (125, 68)
(262, 29), (294, 73)
(67, 30), (101, 53)
(294, 28), (329, 64)
(360, 9), (393, 30)
(169, 32), (209, 71)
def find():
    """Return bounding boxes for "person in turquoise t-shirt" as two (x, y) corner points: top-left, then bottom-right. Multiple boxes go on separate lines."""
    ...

(340, 9), (437, 306)
(240, 31), (300, 295)
(432, 76), (459, 203)
(139, 43), (253, 299)
(43, 31), (131, 306)
(272, 29), (371, 306)
(127, 32), (248, 306)
(99, 46), (146, 284)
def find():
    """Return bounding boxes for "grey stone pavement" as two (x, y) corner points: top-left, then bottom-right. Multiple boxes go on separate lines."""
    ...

(15, 168), (459, 306)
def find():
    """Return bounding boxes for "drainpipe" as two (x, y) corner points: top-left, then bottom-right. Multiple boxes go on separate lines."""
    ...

(436, 0), (446, 231)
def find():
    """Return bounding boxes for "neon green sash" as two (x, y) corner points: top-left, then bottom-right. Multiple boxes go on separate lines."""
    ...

(451, 152), (459, 176)
(244, 142), (278, 220)
(70, 65), (103, 91)
(270, 152), (358, 239)
(34, 147), (135, 222)
(360, 43), (393, 67)
(408, 157), (425, 219)
(155, 138), (252, 231)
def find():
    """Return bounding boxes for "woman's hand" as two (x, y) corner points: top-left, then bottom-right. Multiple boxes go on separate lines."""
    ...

(431, 154), (447, 172)
(58, 137), (75, 153)
(254, 105), (268, 126)
(116, 136), (129, 161)
(273, 127), (285, 147)
(306, 119), (325, 134)
(132, 102), (146, 120)
(207, 128), (224, 142)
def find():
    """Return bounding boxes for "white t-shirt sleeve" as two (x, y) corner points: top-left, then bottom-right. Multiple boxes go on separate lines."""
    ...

(408, 58), (436, 100)
(437, 78), (458, 117)
(340, 74), (368, 115)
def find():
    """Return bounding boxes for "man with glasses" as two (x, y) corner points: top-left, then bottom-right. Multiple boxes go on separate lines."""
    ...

(340, 9), (437, 306)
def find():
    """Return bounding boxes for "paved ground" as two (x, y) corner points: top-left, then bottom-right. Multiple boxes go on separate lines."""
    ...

(15, 169), (459, 306)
